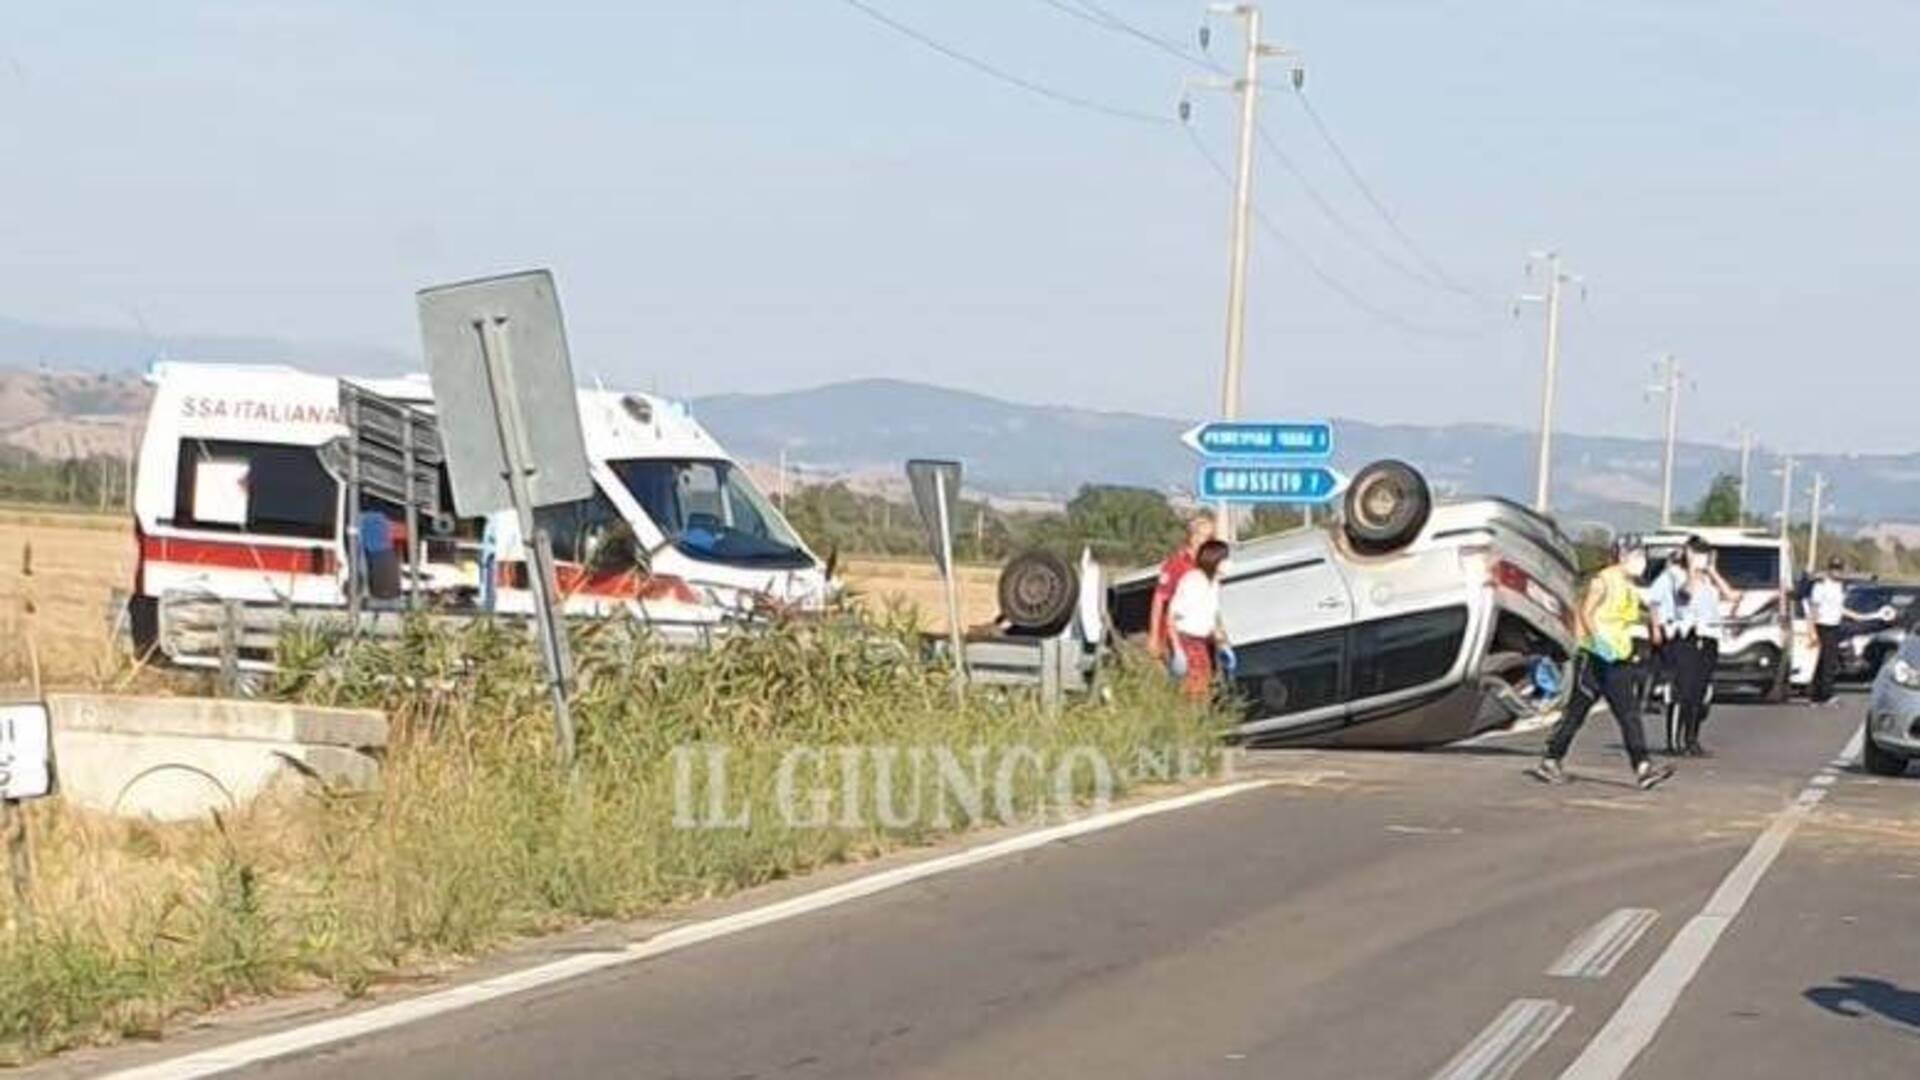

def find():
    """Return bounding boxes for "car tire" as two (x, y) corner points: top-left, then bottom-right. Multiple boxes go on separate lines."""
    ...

(129, 594), (160, 658)
(1760, 665), (1789, 704)
(997, 550), (1078, 636)
(1861, 722), (1908, 777)
(1341, 460), (1432, 554)
(1864, 645), (1895, 681)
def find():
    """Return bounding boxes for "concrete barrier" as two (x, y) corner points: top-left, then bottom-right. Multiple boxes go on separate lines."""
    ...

(44, 694), (387, 822)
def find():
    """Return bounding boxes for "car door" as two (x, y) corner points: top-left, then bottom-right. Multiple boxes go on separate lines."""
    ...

(1217, 535), (1355, 734)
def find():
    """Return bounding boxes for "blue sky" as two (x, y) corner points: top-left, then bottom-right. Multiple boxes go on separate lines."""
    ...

(2, 1), (1916, 454)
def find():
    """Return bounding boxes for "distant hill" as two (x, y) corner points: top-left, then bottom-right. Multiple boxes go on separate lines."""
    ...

(692, 378), (1920, 528)
(2, 349), (1914, 531)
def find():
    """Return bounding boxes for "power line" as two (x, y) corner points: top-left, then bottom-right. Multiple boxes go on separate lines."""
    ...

(1182, 124), (1495, 341)
(1289, 88), (1491, 299)
(1254, 121), (1490, 306)
(1033, 0), (1221, 72)
(1028, 1), (1490, 313)
(834, 0), (1173, 125)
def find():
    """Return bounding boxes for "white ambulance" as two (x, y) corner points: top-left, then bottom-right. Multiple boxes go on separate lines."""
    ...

(130, 362), (828, 661)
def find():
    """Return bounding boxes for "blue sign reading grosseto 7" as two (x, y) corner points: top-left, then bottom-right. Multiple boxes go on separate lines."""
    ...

(1181, 421), (1332, 459)
(1197, 463), (1348, 505)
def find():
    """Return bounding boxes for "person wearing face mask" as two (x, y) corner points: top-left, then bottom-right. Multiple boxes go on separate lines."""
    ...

(1647, 539), (1739, 756)
(1532, 535), (1676, 790)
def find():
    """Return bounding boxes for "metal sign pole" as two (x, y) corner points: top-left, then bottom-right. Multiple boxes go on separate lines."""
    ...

(933, 471), (967, 689)
(476, 317), (577, 767)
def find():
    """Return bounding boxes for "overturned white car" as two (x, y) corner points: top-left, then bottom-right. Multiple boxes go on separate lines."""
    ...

(1110, 461), (1580, 747)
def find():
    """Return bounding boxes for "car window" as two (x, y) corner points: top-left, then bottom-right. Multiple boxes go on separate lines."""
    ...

(172, 439), (338, 540)
(1714, 547), (1781, 591)
(1351, 606), (1470, 699)
(534, 488), (635, 569)
(1232, 626), (1344, 718)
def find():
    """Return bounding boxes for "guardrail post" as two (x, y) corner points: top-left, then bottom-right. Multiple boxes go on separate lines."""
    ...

(218, 600), (240, 696)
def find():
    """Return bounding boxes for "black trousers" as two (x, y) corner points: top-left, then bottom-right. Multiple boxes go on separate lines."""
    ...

(1667, 637), (1715, 749)
(1813, 625), (1840, 702)
(1547, 652), (1650, 767)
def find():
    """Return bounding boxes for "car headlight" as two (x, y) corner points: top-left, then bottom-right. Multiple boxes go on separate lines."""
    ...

(1893, 658), (1920, 689)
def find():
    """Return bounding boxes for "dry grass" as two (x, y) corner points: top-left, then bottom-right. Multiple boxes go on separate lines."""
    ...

(0, 607), (1225, 1063)
(0, 512), (1001, 687)
(0, 508), (135, 690)
(840, 556), (1000, 633)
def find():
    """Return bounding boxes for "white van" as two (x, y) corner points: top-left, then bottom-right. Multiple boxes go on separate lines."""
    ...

(1639, 527), (1796, 700)
(130, 362), (826, 661)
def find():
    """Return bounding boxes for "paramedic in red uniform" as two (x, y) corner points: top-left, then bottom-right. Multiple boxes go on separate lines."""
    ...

(1148, 513), (1216, 667)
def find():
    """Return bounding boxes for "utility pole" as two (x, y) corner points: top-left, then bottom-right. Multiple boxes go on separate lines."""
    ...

(1517, 252), (1577, 514)
(1650, 355), (1683, 528)
(1805, 472), (1825, 575)
(1777, 456), (1795, 540)
(1197, 3), (1292, 540)
(1735, 429), (1753, 525)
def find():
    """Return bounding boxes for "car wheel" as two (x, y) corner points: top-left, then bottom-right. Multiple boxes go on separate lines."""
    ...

(997, 550), (1078, 635)
(1341, 460), (1432, 554)
(1864, 645), (1894, 680)
(1760, 664), (1789, 704)
(1861, 722), (1909, 777)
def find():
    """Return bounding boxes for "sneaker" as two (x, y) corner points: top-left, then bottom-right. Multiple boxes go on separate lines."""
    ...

(1529, 759), (1569, 784)
(1636, 762), (1675, 790)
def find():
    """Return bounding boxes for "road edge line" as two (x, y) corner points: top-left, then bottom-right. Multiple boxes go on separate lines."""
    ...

(102, 778), (1273, 1080)
(1556, 726), (1860, 1080)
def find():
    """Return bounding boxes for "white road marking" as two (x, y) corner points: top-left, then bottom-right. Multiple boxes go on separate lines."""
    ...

(1557, 726), (1857, 1080)
(1431, 999), (1572, 1080)
(1547, 908), (1660, 979)
(103, 779), (1273, 1080)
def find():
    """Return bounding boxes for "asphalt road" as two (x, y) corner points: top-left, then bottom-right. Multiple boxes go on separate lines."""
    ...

(68, 693), (1920, 1080)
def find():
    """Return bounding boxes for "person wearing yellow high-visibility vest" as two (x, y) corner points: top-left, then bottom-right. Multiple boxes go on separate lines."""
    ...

(1532, 536), (1676, 790)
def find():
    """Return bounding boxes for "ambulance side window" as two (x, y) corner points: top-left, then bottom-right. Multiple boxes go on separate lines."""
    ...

(534, 490), (633, 569)
(171, 440), (338, 540)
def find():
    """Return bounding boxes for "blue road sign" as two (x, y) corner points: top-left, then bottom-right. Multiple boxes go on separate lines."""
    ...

(1197, 463), (1348, 505)
(1181, 420), (1333, 459)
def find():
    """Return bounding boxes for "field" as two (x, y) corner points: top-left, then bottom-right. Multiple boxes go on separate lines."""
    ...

(0, 510), (1002, 690)
(0, 507), (135, 689)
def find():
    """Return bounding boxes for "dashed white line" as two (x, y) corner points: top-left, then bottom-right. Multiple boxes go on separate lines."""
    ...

(1547, 908), (1660, 980)
(1432, 999), (1572, 1080)
(1556, 726), (1860, 1080)
(102, 779), (1274, 1080)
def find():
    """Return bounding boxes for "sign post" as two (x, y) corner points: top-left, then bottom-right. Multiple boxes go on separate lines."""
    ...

(418, 270), (594, 768)
(906, 459), (968, 688)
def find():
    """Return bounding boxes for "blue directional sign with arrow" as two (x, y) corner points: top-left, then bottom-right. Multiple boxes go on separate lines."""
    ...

(1196, 463), (1348, 505)
(1180, 420), (1333, 459)
(1184, 418), (1343, 505)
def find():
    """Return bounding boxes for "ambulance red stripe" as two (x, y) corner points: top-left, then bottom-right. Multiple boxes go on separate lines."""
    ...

(140, 535), (338, 576)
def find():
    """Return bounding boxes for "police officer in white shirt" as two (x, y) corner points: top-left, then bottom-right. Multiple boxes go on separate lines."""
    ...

(1807, 557), (1889, 704)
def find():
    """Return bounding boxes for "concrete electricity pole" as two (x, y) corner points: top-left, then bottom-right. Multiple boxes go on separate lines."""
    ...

(1650, 355), (1684, 528)
(1735, 429), (1753, 525)
(1199, 3), (1292, 540)
(1777, 456), (1795, 539)
(1805, 472), (1826, 575)
(1517, 252), (1579, 514)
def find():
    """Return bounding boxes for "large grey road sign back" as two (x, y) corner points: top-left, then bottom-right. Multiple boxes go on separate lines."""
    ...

(417, 270), (593, 516)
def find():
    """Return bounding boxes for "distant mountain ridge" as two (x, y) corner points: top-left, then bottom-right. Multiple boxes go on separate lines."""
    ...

(1, 323), (1914, 528)
(692, 378), (1920, 528)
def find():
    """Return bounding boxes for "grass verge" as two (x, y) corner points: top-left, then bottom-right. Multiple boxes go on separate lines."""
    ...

(0, 611), (1225, 1062)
